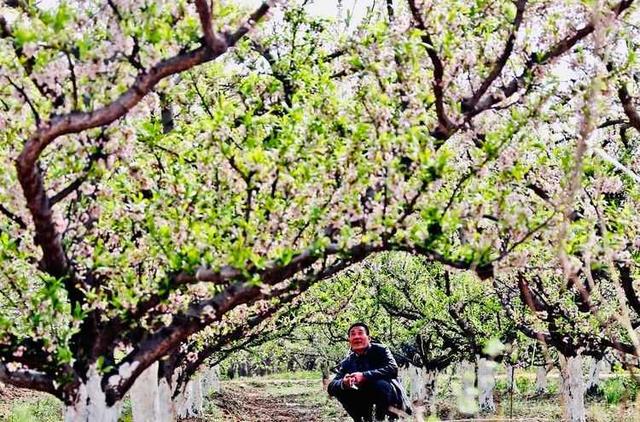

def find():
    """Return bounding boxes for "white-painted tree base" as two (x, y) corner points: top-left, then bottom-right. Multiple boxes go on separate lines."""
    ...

(158, 377), (177, 422)
(192, 374), (204, 415)
(131, 362), (160, 422)
(406, 365), (425, 401)
(477, 358), (496, 412)
(559, 354), (586, 422)
(457, 360), (478, 415)
(64, 364), (120, 422)
(423, 369), (438, 415)
(176, 375), (204, 418)
(585, 358), (602, 394)
(505, 364), (519, 394)
(535, 366), (548, 393)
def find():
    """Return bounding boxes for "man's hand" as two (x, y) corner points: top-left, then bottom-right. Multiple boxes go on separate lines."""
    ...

(351, 372), (365, 384)
(342, 372), (365, 388)
(342, 374), (356, 388)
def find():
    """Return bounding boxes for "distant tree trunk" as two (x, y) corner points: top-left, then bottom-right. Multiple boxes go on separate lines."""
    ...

(321, 363), (331, 391)
(175, 374), (203, 418)
(477, 357), (496, 412)
(63, 364), (121, 422)
(585, 358), (603, 396)
(457, 360), (478, 415)
(423, 369), (438, 416)
(535, 365), (548, 393)
(201, 365), (221, 395)
(505, 363), (519, 394)
(157, 376), (177, 422)
(408, 365), (424, 401)
(131, 362), (160, 422)
(559, 353), (586, 422)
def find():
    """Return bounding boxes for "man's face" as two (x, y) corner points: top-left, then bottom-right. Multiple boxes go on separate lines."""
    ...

(348, 326), (370, 353)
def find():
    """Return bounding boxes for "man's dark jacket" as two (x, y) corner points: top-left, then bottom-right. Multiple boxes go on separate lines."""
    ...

(328, 343), (412, 414)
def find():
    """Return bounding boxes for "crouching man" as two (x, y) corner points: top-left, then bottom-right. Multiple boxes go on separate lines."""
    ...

(328, 322), (411, 421)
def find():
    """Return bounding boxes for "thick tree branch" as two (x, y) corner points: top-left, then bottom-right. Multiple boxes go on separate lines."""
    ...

(618, 83), (640, 132)
(104, 242), (378, 404)
(195, 0), (226, 53)
(0, 204), (27, 230)
(464, 0), (527, 112)
(0, 364), (57, 396)
(471, 0), (635, 116)
(15, 1), (273, 282)
(618, 262), (640, 318)
(406, 0), (454, 141)
(175, 287), (305, 392)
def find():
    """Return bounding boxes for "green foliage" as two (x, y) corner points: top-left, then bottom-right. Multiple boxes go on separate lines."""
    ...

(1, 0), (640, 410)
(7, 397), (61, 422)
(601, 376), (640, 405)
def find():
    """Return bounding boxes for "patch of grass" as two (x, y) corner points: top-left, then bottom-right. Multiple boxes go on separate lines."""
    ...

(118, 398), (132, 422)
(515, 375), (533, 394)
(7, 397), (61, 422)
(601, 376), (639, 404)
(256, 370), (322, 380)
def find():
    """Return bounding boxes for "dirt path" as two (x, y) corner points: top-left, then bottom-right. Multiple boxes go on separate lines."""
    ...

(210, 379), (345, 421)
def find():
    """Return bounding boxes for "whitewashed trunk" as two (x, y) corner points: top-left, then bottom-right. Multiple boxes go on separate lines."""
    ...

(423, 369), (438, 415)
(175, 375), (203, 418)
(211, 366), (221, 393)
(64, 365), (121, 422)
(457, 360), (478, 415)
(409, 366), (424, 400)
(559, 354), (586, 422)
(398, 367), (411, 396)
(192, 374), (203, 415)
(157, 376), (177, 422)
(174, 381), (191, 419)
(505, 364), (519, 393)
(201, 365), (221, 395)
(477, 358), (496, 412)
(585, 358), (602, 393)
(535, 366), (548, 393)
(131, 362), (160, 422)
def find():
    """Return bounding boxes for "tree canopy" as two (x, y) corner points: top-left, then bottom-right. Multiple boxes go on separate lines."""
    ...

(1, 0), (640, 418)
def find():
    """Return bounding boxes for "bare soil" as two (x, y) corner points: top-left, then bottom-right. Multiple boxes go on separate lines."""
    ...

(209, 379), (345, 421)
(0, 383), (49, 418)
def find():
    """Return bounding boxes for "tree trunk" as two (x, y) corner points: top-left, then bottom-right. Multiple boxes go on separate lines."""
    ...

(321, 363), (331, 391)
(585, 358), (602, 395)
(202, 365), (221, 395)
(505, 363), (519, 394)
(559, 353), (586, 422)
(131, 362), (160, 422)
(408, 365), (424, 401)
(64, 364), (121, 422)
(457, 360), (478, 415)
(535, 365), (548, 393)
(477, 357), (496, 412)
(175, 375), (203, 418)
(157, 376), (177, 422)
(423, 369), (438, 416)
(192, 373), (204, 415)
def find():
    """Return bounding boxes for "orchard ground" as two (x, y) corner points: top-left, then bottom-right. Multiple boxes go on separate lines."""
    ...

(1, 370), (638, 421)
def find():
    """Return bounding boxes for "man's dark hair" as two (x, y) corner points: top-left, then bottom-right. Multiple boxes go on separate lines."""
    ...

(347, 322), (370, 336)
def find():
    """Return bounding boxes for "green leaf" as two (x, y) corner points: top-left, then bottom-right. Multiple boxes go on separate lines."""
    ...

(483, 338), (506, 357)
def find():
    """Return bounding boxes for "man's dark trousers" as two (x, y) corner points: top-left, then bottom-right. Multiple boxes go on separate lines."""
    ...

(333, 379), (399, 421)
